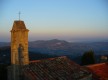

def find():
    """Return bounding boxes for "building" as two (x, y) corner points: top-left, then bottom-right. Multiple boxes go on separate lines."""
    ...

(8, 20), (29, 80)
(87, 63), (108, 80)
(11, 20), (29, 65)
(23, 56), (92, 80)
(8, 20), (92, 80)
(100, 56), (108, 63)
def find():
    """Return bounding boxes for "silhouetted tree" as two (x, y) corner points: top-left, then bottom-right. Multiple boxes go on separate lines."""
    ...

(81, 50), (95, 65)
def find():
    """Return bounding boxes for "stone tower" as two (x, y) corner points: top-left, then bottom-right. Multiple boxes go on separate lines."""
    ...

(11, 20), (29, 65)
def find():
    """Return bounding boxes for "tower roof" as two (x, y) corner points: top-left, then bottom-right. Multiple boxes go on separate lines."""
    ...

(11, 20), (27, 30)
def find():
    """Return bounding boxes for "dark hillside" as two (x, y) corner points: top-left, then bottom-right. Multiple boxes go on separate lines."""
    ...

(0, 46), (57, 64)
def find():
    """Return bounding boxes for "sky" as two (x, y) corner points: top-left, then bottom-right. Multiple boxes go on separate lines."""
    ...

(0, 0), (108, 42)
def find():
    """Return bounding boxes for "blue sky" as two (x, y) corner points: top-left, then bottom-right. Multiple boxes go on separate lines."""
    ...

(0, 0), (108, 42)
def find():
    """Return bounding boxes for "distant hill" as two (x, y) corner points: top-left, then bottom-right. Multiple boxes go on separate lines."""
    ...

(29, 39), (108, 56)
(29, 39), (72, 55)
(0, 42), (10, 47)
(0, 39), (108, 56)
(0, 39), (108, 63)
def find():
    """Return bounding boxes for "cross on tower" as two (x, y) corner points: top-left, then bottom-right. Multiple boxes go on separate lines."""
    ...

(18, 12), (21, 21)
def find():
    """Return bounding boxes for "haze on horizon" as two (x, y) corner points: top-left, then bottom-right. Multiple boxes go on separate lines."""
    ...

(0, 0), (108, 42)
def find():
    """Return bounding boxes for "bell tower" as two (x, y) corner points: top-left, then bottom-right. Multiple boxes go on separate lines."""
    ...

(11, 20), (29, 65)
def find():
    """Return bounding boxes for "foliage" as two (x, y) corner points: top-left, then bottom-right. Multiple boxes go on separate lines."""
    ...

(81, 50), (95, 65)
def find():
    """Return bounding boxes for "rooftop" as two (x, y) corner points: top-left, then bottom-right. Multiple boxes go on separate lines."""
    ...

(23, 56), (91, 80)
(87, 63), (108, 80)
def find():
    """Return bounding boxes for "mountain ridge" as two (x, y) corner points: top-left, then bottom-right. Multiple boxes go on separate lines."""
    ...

(0, 39), (108, 56)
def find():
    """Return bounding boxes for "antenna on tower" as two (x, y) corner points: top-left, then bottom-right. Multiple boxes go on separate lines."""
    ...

(18, 11), (21, 21)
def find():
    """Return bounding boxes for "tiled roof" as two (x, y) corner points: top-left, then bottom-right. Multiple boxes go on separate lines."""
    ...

(11, 20), (27, 30)
(23, 56), (91, 80)
(87, 63), (108, 80)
